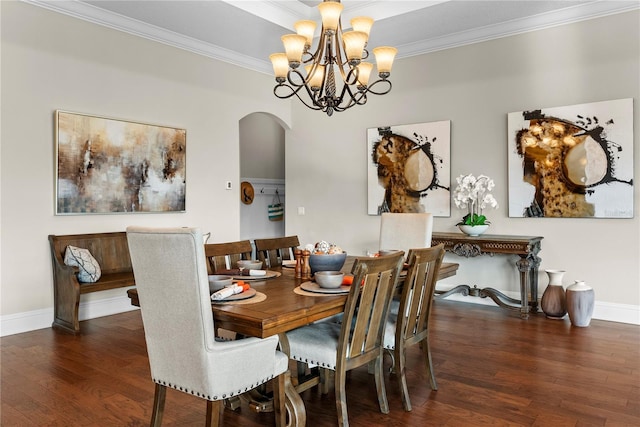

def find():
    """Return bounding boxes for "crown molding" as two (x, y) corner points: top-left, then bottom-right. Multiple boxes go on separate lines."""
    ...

(400, 1), (640, 57)
(21, 0), (640, 76)
(22, 0), (272, 73)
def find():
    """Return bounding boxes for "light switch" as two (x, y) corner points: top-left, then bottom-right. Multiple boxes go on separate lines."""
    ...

(297, 206), (305, 215)
(225, 181), (232, 190)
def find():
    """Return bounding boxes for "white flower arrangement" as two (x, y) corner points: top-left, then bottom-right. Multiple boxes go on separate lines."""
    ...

(452, 173), (499, 226)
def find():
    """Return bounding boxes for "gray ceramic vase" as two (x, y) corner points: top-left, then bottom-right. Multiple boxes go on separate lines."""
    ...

(566, 280), (594, 327)
(541, 270), (567, 319)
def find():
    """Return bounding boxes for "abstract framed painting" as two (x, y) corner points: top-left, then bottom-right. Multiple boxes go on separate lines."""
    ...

(55, 110), (186, 215)
(507, 99), (633, 218)
(367, 121), (451, 216)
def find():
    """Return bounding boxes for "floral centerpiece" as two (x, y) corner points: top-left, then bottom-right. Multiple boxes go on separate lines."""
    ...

(452, 173), (498, 235)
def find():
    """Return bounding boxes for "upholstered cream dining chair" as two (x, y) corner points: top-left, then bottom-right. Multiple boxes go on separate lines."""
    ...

(378, 212), (433, 254)
(383, 244), (445, 412)
(126, 226), (290, 427)
(285, 252), (405, 427)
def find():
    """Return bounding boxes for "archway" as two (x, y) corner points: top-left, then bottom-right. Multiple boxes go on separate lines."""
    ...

(239, 112), (286, 256)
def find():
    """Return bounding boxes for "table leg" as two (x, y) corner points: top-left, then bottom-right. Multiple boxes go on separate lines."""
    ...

(241, 376), (306, 426)
(516, 256), (532, 319)
(284, 373), (306, 427)
(529, 253), (542, 313)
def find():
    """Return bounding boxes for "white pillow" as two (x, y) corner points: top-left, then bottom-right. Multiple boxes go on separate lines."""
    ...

(64, 245), (102, 283)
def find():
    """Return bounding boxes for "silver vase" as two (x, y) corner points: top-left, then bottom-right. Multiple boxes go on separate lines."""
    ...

(566, 280), (594, 327)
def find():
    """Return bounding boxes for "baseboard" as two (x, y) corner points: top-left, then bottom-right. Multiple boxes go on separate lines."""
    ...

(2, 286), (638, 336)
(436, 284), (640, 325)
(0, 294), (139, 337)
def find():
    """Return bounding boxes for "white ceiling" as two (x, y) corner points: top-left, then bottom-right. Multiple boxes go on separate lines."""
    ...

(25, 0), (640, 75)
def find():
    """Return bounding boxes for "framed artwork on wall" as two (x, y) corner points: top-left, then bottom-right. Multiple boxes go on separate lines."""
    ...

(507, 98), (633, 218)
(55, 110), (186, 215)
(367, 120), (451, 216)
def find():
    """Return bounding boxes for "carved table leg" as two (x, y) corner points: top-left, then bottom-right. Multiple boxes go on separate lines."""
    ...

(241, 333), (307, 426)
(516, 256), (532, 319)
(434, 284), (471, 299)
(529, 253), (542, 313)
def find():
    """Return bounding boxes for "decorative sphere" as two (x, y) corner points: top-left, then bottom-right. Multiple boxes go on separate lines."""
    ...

(308, 252), (347, 275)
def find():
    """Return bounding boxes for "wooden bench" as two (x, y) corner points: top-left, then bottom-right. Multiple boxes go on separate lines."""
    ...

(49, 232), (135, 334)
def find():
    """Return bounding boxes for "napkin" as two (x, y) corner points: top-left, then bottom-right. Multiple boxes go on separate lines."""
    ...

(211, 283), (250, 301)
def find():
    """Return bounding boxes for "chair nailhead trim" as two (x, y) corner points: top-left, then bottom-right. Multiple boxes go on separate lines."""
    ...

(153, 376), (278, 402)
(291, 356), (336, 370)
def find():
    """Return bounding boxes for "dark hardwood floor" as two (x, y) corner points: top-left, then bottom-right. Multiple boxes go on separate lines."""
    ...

(2, 300), (639, 426)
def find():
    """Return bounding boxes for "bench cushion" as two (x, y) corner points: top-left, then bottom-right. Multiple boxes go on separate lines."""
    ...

(64, 246), (102, 283)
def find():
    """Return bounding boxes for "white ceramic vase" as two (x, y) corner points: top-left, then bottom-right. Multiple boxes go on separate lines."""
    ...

(540, 270), (567, 319)
(566, 280), (594, 327)
(458, 224), (489, 236)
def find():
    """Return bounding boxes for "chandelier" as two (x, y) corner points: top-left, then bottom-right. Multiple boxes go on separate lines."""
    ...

(269, 0), (397, 116)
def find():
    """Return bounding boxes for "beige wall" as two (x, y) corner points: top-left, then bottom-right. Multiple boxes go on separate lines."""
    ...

(0, 2), (290, 327)
(285, 11), (640, 322)
(1, 2), (638, 334)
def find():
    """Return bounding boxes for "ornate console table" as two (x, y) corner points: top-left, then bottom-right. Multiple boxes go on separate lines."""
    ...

(431, 232), (543, 319)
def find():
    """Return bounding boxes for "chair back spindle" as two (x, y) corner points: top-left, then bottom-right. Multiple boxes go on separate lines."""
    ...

(254, 235), (300, 268)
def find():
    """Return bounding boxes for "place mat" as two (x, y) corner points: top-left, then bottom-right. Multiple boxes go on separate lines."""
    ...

(300, 281), (351, 294)
(211, 287), (256, 302)
(212, 291), (267, 305)
(217, 270), (281, 281)
(294, 286), (338, 297)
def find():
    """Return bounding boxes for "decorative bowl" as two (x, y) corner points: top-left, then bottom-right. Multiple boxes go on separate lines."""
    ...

(237, 260), (263, 270)
(208, 275), (233, 293)
(314, 271), (345, 289)
(308, 252), (347, 275)
(458, 224), (489, 236)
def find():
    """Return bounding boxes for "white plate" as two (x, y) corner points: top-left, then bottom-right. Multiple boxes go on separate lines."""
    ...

(300, 281), (350, 294)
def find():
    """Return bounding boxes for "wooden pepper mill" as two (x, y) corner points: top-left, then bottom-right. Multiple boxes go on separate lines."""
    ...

(301, 249), (311, 280)
(294, 248), (303, 279)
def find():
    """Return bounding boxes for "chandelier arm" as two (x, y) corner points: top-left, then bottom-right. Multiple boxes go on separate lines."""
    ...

(276, 68), (332, 112)
(272, 69), (310, 100)
(274, 83), (324, 111)
(335, 85), (367, 112)
(363, 79), (393, 96)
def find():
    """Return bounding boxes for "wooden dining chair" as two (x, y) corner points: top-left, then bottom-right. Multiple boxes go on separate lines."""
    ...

(204, 240), (253, 274)
(379, 212), (433, 254)
(254, 235), (300, 268)
(383, 244), (445, 412)
(126, 226), (289, 427)
(285, 252), (405, 427)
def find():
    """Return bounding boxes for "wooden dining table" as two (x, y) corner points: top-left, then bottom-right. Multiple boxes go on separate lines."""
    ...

(127, 257), (458, 426)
